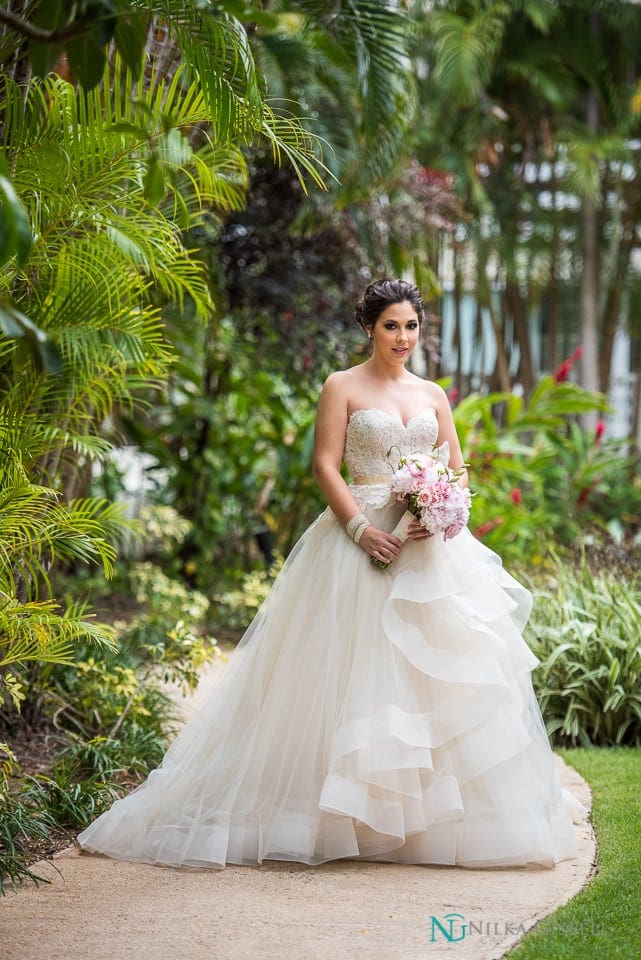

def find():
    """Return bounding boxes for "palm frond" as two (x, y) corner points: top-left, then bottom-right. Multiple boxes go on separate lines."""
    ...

(430, 6), (508, 107)
(0, 597), (116, 671)
(559, 129), (632, 204)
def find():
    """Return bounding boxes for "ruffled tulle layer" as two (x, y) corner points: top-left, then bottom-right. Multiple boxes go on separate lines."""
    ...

(77, 498), (587, 870)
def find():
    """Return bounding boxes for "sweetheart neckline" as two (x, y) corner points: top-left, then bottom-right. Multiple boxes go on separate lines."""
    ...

(347, 406), (437, 431)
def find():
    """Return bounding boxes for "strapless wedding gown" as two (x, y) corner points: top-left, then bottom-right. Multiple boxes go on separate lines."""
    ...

(78, 408), (587, 869)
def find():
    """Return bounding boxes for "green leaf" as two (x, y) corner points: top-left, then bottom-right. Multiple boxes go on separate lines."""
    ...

(143, 156), (166, 207)
(28, 0), (67, 77)
(66, 34), (107, 90)
(0, 175), (32, 268)
(28, 40), (65, 78)
(0, 304), (23, 337)
(93, 0), (118, 47)
(36, 340), (65, 375)
(0, 303), (63, 373)
(0, 303), (45, 342)
(107, 121), (149, 139)
(219, 0), (278, 28)
(32, 0), (67, 30)
(114, 12), (150, 78)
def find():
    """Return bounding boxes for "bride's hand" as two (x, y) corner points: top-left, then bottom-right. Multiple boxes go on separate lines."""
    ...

(406, 519), (433, 542)
(359, 526), (403, 565)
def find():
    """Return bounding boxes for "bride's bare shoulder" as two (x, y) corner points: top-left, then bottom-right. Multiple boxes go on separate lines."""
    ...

(320, 365), (367, 395)
(398, 371), (447, 402)
(316, 368), (366, 435)
(422, 378), (447, 396)
(419, 378), (449, 412)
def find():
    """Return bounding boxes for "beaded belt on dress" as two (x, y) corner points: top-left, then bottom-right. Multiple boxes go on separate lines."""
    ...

(352, 475), (392, 485)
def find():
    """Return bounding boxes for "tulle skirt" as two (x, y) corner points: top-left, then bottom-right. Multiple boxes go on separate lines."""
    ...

(77, 496), (587, 870)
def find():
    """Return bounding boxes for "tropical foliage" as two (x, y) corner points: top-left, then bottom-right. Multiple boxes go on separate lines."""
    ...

(527, 561), (641, 747)
(0, 505), (221, 892)
(452, 373), (641, 563)
(0, 0), (331, 706)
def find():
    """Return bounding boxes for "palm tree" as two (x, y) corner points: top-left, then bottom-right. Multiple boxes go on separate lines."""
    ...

(102, 1), (431, 565)
(0, 2), (329, 705)
(414, 0), (641, 414)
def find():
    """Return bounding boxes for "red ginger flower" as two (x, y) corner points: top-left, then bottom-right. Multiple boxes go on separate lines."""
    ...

(595, 420), (605, 445)
(474, 517), (504, 538)
(553, 344), (583, 383)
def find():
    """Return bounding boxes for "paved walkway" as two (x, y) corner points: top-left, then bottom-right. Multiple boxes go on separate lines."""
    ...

(0, 658), (596, 960)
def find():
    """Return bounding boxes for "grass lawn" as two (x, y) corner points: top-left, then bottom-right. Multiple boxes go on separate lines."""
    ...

(506, 746), (641, 959)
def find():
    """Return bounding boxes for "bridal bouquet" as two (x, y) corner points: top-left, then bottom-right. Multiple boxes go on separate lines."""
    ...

(372, 442), (471, 569)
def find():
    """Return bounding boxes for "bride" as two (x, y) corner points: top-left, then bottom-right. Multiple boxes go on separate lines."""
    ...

(78, 277), (587, 869)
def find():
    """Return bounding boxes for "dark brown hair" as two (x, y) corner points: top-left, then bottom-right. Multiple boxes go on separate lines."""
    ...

(354, 277), (425, 332)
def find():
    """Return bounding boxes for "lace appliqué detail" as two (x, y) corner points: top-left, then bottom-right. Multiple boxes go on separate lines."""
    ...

(344, 408), (439, 507)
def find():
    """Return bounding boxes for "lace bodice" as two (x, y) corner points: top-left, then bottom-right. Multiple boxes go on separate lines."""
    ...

(344, 407), (439, 507)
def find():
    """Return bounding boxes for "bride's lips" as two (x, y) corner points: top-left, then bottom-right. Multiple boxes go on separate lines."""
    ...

(393, 347), (408, 355)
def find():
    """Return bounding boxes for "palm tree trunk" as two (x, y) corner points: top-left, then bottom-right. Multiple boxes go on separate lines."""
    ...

(506, 280), (534, 397)
(599, 233), (632, 394)
(476, 241), (511, 393)
(488, 297), (512, 394)
(632, 366), (641, 455)
(579, 83), (601, 429)
(579, 197), (600, 415)
(549, 161), (559, 373)
(453, 243), (463, 396)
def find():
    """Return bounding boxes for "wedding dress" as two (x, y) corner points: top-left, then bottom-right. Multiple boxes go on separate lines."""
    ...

(77, 407), (587, 869)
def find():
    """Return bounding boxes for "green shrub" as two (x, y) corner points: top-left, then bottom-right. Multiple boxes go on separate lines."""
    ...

(452, 377), (640, 563)
(24, 759), (124, 831)
(124, 563), (210, 645)
(135, 505), (193, 559)
(212, 555), (284, 633)
(526, 561), (641, 747)
(0, 743), (57, 893)
(47, 656), (177, 737)
(0, 434), (121, 713)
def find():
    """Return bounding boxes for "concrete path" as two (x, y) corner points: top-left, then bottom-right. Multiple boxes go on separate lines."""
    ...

(0, 656), (596, 960)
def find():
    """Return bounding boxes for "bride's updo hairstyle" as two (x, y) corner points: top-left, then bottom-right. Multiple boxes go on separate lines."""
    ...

(354, 277), (425, 333)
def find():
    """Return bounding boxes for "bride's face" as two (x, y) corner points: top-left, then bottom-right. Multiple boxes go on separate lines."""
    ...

(368, 300), (420, 363)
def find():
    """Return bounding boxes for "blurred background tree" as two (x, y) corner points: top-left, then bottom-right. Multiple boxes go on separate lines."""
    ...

(413, 0), (641, 422)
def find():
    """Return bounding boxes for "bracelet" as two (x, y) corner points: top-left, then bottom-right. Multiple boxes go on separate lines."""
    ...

(353, 521), (370, 545)
(346, 513), (370, 544)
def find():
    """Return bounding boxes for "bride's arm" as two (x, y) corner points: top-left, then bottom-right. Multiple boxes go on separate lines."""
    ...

(312, 374), (402, 563)
(311, 374), (362, 526)
(432, 384), (469, 489)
